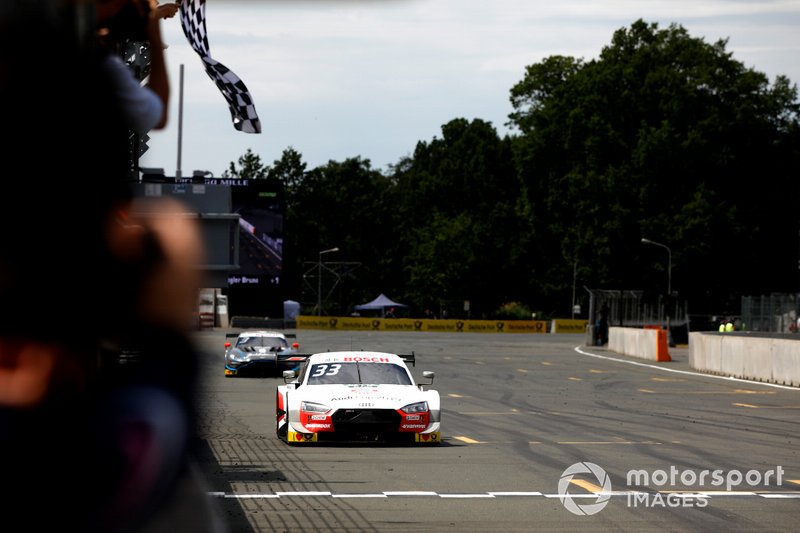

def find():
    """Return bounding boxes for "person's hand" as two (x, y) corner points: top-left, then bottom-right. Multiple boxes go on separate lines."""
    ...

(153, 2), (180, 20)
(108, 197), (207, 333)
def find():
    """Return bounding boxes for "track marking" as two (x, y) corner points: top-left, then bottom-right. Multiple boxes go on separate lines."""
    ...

(568, 377), (584, 381)
(489, 492), (543, 496)
(332, 494), (388, 498)
(383, 491), (438, 496)
(788, 480), (800, 486)
(570, 479), (603, 493)
(452, 435), (481, 444)
(440, 493), (496, 498)
(448, 393), (465, 398)
(660, 491), (755, 496)
(734, 403), (800, 409)
(275, 491), (331, 497)
(574, 346), (800, 391)
(223, 494), (280, 499)
(209, 490), (800, 500)
(557, 440), (663, 445)
(457, 411), (524, 415)
(541, 361), (553, 366)
(645, 390), (778, 395)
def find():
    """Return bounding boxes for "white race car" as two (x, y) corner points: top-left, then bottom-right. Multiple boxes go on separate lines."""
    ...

(276, 351), (441, 445)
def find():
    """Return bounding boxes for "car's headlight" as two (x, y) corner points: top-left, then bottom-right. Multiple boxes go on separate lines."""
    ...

(301, 401), (331, 414)
(231, 351), (249, 361)
(401, 401), (429, 414)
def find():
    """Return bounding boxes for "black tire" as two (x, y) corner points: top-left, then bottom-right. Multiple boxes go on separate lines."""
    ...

(276, 391), (287, 441)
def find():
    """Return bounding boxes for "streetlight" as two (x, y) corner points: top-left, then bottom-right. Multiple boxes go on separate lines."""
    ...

(317, 247), (339, 316)
(641, 238), (673, 345)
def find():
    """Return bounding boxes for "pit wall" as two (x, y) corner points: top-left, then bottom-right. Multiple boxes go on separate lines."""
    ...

(689, 332), (800, 387)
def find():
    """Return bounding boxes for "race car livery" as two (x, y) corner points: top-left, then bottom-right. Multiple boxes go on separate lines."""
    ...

(224, 330), (300, 377)
(276, 351), (441, 444)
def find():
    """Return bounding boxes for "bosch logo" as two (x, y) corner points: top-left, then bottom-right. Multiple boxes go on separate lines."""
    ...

(558, 462), (612, 516)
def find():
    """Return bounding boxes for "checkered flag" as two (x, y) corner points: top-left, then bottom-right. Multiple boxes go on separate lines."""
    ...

(179, 0), (261, 133)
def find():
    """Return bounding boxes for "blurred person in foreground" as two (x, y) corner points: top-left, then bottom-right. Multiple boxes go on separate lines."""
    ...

(0, 1), (223, 531)
(96, 0), (180, 132)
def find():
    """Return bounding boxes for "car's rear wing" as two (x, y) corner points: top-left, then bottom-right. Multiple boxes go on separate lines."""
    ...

(276, 352), (314, 369)
(277, 351), (415, 368)
(400, 352), (415, 366)
(225, 331), (297, 338)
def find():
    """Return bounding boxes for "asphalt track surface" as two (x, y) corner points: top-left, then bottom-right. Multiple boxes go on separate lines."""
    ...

(178, 328), (799, 532)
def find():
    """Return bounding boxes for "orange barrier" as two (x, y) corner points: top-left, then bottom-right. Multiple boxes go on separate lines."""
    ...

(655, 328), (672, 362)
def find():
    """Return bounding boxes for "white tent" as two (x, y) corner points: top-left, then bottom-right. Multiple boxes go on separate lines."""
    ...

(353, 293), (408, 317)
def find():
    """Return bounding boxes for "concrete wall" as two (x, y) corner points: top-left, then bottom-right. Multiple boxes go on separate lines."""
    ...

(605, 328), (799, 387)
(689, 332), (800, 387)
(608, 327), (670, 361)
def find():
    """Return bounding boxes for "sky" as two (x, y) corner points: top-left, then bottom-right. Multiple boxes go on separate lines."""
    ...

(139, 0), (800, 178)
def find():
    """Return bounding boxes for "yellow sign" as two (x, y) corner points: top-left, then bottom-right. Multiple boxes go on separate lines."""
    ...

(551, 319), (588, 333)
(296, 316), (554, 333)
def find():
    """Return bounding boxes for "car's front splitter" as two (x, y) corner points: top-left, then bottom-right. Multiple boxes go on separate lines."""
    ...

(225, 360), (278, 377)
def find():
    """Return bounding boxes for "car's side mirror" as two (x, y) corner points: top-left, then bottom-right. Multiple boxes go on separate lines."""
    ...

(292, 342), (300, 349)
(224, 342), (231, 348)
(283, 370), (297, 383)
(419, 370), (435, 389)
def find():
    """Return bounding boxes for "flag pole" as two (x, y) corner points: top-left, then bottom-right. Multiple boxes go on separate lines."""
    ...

(176, 63), (184, 179)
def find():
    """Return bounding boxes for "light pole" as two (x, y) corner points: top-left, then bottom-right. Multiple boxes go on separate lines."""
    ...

(317, 247), (339, 316)
(641, 238), (672, 345)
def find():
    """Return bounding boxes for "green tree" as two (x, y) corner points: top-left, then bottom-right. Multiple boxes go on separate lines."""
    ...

(269, 146), (307, 194)
(509, 19), (800, 314)
(392, 118), (523, 316)
(281, 157), (397, 313)
(222, 148), (269, 179)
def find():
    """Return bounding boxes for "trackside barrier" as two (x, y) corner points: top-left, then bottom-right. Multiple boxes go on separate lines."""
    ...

(689, 333), (800, 387)
(550, 319), (589, 334)
(295, 316), (583, 334)
(607, 327), (671, 362)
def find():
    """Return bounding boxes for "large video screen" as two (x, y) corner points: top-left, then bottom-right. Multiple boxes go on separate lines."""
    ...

(227, 178), (284, 287)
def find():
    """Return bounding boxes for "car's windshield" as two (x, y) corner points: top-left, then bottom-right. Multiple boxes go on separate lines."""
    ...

(307, 363), (412, 386)
(237, 336), (287, 350)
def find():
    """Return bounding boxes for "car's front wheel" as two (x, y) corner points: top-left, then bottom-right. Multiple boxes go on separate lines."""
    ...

(276, 391), (288, 441)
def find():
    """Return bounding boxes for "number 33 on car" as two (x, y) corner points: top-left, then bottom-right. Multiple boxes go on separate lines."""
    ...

(275, 351), (441, 445)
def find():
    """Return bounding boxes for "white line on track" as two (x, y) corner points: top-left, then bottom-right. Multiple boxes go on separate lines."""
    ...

(209, 491), (798, 499)
(573, 346), (800, 391)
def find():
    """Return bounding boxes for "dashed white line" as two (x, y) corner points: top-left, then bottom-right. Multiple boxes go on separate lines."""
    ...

(210, 490), (798, 500)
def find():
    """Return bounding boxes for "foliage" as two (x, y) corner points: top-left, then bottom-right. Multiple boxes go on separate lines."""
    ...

(227, 19), (800, 318)
(507, 18), (800, 314)
(493, 301), (533, 321)
(221, 148), (269, 179)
